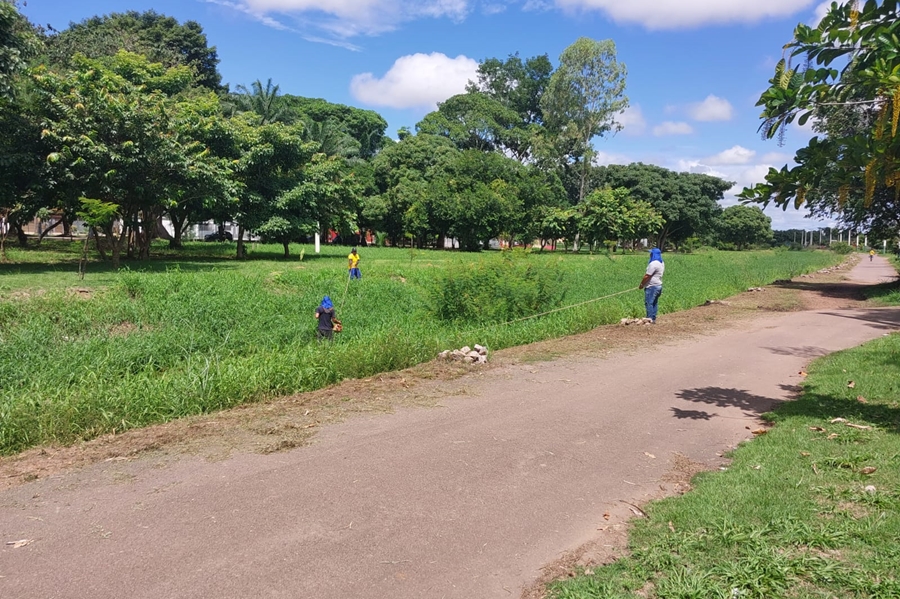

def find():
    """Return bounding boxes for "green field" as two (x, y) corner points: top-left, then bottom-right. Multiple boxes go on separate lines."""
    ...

(0, 241), (842, 454)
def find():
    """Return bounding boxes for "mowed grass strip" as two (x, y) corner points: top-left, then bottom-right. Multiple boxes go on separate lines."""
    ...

(550, 333), (900, 599)
(0, 244), (840, 454)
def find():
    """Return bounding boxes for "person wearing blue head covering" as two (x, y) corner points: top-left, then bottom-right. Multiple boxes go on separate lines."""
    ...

(638, 248), (665, 323)
(315, 295), (337, 341)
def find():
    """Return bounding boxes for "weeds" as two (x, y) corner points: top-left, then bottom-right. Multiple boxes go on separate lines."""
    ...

(0, 244), (841, 454)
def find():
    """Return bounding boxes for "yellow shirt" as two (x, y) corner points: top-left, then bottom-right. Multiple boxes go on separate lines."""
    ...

(348, 253), (360, 268)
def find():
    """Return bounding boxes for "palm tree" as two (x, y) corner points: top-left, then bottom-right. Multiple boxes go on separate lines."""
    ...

(302, 118), (360, 158)
(233, 78), (286, 125)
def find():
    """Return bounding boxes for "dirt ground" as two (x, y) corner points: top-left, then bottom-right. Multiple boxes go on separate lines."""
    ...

(0, 256), (867, 491)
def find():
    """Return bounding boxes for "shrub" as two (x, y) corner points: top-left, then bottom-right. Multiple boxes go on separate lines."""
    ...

(830, 241), (853, 254)
(424, 253), (566, 323)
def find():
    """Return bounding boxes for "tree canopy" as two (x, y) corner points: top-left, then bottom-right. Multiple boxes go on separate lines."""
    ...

(43, 10), (222, 90)
(739, 0), (900, 236)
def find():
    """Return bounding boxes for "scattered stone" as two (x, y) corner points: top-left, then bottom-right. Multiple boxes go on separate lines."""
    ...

(619, 317), (654, 326)
(439, 344), (489, 364)
(865, 485), (877, 494)
(703, 299), (731, 306)
(747, 287), (764, 292)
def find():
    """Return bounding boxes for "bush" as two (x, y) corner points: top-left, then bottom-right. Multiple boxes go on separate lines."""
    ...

(424, 252), (566, 323)
(830, 241), (853, 254)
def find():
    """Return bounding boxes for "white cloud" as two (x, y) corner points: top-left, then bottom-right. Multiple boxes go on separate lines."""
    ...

(761, 151), (792, 165)
(593, 149), (634, 165)
(705, 145), (756, 165)
(553, 0), (816, 29)
(811, 1), (831, 25)
(618, 105), (647, 136)
(213, 0), (470, 39)
(350, 52), (479, 110)
(653, 121), (694, 136)
(688, 95), (734, 122)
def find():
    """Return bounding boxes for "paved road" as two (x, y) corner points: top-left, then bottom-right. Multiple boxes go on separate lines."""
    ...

(1, 257), (898, 599)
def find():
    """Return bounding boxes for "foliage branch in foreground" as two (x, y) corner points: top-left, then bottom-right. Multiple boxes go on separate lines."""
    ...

(740, 0), (900, 235)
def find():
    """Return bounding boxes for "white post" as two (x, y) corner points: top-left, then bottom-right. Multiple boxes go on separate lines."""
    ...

(884, 239), (887, 254)
(865, 235), (868, 247)
(315, 231), (321, 254)
(829, 228), (833, 244)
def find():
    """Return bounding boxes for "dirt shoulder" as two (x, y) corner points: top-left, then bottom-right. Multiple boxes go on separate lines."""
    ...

(0, 255), (873, 490)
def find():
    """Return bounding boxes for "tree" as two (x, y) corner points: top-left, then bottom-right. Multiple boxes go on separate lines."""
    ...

(281, 96), (388, 158)
(739, 0), (900, 236)
(430, 149), (523, 251)
(595, 163), (731, 249)
(463, 52), (554, 161)
(0, 0), (39, 98)
(540, 38), (628, 209)
(33, 52), (227, 266)
(365, 134), (459, 245)
(233, 78), (287, 125)
(415, 92), (520, 154)
(716, 205), (773, 249)
(44, 10), (222, 90)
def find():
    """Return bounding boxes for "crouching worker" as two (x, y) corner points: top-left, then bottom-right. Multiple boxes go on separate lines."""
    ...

(315, 296), (338, 341)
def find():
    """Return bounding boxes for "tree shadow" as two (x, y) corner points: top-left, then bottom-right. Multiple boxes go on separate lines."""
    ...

(771, 279), (871, 301)
(761, 345), (831, 358)
(817, 308), (900, 331)
(774, 387), (900, 435)
(674, 386), (788, 418)
(670, 407), (717, 420)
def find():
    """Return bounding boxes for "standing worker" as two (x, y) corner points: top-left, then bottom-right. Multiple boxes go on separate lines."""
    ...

(315, 296), (337, 341)
(638, 248), (665, 323)
(348, 247), (361, 279)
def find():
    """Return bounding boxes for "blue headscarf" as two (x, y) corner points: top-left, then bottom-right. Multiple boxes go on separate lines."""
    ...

(649, 248), (663, 263)
(320, 295), (333, 310)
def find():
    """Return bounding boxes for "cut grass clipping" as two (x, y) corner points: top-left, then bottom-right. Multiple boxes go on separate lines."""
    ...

(550, 332), (900, 599)
(0, 244), (840, 454)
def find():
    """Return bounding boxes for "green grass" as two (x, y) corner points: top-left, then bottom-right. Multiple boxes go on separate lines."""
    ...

(0, 242), (841, 454)
(550, 333), (900, 599)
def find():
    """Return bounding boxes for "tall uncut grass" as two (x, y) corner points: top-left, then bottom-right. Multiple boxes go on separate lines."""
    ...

(0, 245), (840, 454)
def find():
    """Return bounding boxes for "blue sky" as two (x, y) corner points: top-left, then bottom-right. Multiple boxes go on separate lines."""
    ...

(20, 0), (841, 231)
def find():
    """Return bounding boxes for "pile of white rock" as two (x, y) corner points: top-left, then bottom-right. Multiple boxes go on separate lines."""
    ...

(439, 344), (488, 364)
(620, 317), (654, 326)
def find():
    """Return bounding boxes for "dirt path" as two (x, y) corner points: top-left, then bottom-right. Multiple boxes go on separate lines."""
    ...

(1, 256), (898, 599)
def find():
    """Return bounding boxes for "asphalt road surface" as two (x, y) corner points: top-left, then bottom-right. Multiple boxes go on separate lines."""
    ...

(1, 256), (898, 599)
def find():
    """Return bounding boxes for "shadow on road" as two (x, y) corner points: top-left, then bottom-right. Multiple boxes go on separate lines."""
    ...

(761, 345), (831, 358)
(674, 386), (788, 418)
(818, 308), (900, 331)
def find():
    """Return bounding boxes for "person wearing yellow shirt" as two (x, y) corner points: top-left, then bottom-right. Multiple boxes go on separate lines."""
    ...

(348, 247), (361, 279)
(869, 249), (876, 262)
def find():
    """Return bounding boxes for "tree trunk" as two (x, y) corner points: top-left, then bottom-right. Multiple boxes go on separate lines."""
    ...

(236, 225), (246, 259)
(14, 223), (27, 247)
(157, 215), (178, 248)
(92, 227), (108, 260)
(37, 219), (63, 243)
(282, 240), (290, 258)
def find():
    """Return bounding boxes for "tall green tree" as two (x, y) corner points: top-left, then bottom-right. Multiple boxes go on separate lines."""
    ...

(716, 205), (773, 249)
(0, 0), (39, 98)
(415, 92), (520, 153)
(33, 52), (226, 266)
(595, 163), (731, 249)
(540, 38), (628, 208)
(43, 10), (222, 90)
(739, 0), (900, 237)
(281, 96), (388, 158)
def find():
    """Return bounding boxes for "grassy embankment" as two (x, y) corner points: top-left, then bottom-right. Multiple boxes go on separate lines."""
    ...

(550, 263), (900, 599)
(0, 241), (841, 455)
